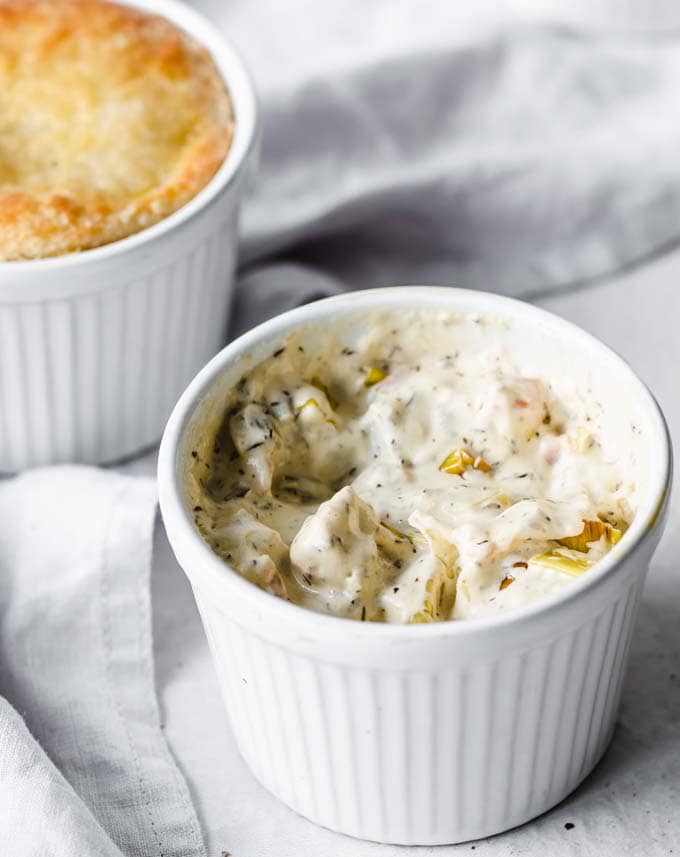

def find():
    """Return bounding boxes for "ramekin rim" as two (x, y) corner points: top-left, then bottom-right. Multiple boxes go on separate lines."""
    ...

(158, 286), (673, 641)
(0, 0), (257, 281)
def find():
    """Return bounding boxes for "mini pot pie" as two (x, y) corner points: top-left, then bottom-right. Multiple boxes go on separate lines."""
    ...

(0, 0), (234, 260)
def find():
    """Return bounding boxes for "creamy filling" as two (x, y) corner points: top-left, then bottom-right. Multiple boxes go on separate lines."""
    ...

(187, 312), (634, 623)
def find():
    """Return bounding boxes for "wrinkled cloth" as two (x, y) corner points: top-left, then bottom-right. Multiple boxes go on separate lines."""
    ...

(0, 469), (205, 857)
(201, 0), (680, 318)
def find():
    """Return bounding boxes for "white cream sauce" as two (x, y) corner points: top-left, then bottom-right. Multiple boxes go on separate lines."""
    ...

(187, 312), (634, 623)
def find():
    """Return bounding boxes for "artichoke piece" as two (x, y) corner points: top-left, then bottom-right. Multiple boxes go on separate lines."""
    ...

(296, 397), (321, 414)
(229, 404), (277, 491)
(364, 366), (388, 387)
(529, 549), (594, 577)
(289, 486), (384, 617)
(558, 519), (622, 552)
(381, 511), (458, 624)
(379, 520), (408, 540)
(407, 563), (457, 624)
(609, 526), (623, 545)
(292, 386), (337, 427)
(439, 448), (491, 475)
(247, 556), (288, 600)
(310, 376), (338, 409)
(230, 403), (274, 454)
(375, 520), (416, 565)
(472, 455), (491, 473)
(439, 448), (473, 474)
(212, 509), (289, 599)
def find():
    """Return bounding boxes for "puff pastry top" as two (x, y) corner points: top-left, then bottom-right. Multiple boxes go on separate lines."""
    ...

(0, 0), (234, 260)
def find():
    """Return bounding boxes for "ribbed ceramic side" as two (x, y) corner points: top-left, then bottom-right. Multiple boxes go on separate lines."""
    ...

(0, 214), (237, 470)
(194, 576), (641, 845)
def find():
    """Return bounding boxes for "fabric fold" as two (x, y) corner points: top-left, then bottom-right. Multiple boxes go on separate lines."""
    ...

(0, 468), (205, 857)
(0, 697), (124, 857)
(214, 10), (680, 297)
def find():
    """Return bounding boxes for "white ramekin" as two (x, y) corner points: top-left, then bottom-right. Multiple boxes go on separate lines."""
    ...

(0, 0), (257, 471)
(158, 287), (672, 845)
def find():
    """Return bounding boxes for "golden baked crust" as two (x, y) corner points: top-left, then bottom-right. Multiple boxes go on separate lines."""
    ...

(0, 0), (234, 260)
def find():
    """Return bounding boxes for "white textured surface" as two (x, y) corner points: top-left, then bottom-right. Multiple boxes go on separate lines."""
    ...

(141, 250), (680, 856)
(0, 221), (236, 471)
(192, 578), (641, 845)
(0, 468), (207, 857)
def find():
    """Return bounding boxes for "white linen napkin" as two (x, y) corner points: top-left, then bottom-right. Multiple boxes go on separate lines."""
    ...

(194, 0), (680, 302)
(0, 468), (205, 857)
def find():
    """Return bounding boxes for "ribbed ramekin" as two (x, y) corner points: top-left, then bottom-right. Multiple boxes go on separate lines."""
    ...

(158, 287), (672, 845)
(0, 0), (257, 471)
